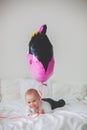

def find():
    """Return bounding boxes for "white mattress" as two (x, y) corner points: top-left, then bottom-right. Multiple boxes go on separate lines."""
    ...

(0, 99), (87, 130)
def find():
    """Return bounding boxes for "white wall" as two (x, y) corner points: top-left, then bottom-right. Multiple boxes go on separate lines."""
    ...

(0, 0), (87, 84)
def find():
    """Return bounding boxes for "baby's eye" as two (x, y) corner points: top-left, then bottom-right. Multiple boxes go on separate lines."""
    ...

(33, 100), (36, 102)
(28, 102), (30, 104)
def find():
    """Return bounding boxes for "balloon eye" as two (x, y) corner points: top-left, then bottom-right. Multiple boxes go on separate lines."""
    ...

(29, 59), (32, 64)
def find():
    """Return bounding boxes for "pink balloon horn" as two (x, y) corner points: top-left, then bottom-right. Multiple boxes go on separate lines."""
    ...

(39, 24), (47, 34)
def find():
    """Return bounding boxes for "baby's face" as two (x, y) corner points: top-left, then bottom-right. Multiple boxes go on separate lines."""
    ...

(25, 93), (41, 110)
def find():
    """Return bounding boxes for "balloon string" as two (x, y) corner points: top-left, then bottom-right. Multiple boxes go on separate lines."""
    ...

(0, 115), (38, 119)
(38, 87), (43, 98)
(0, 116), (27, 120)
(38, 82), (48, 99)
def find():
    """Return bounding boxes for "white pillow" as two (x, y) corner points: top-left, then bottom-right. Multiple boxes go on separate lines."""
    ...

(0, 80), (1, 102)
(52, 82), (87, 101)
(1, 78), (86, 104)
(19, 78), (52, 100)
(1, 79), (21, 103)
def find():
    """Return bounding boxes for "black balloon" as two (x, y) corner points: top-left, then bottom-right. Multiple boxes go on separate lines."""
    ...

(29, 24), (53, 71)
(27, 24), (55, 83)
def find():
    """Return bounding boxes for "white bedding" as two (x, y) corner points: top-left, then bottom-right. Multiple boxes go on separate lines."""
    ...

(0, 99), (87, 130)
(0, 79), (87, 130)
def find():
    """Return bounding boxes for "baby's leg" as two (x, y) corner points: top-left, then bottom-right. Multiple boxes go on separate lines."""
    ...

(42, 98), (65, 109)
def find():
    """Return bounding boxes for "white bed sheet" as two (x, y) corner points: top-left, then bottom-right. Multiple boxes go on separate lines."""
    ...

(0, 99), (87, 130)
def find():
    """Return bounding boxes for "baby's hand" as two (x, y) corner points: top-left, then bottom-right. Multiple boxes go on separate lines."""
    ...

(28, 112), (39, 117)
(37, 109), (44, 114)
(28, 110), (44, 117)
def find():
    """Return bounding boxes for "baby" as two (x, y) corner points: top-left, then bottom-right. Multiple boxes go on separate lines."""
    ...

(25, 88), (52, 116)
(25, 88), (65, 116)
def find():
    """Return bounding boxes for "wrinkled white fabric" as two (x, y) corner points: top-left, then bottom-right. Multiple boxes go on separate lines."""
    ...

(0, 99), (87, 130)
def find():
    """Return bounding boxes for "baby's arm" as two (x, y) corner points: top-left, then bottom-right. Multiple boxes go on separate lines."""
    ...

(28, 109), (44, 117)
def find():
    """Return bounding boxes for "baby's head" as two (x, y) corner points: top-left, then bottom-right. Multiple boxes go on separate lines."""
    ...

(25, 88), (41, 110)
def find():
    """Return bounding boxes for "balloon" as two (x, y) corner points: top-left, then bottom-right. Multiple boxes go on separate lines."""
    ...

(27, 24), (55, 83)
